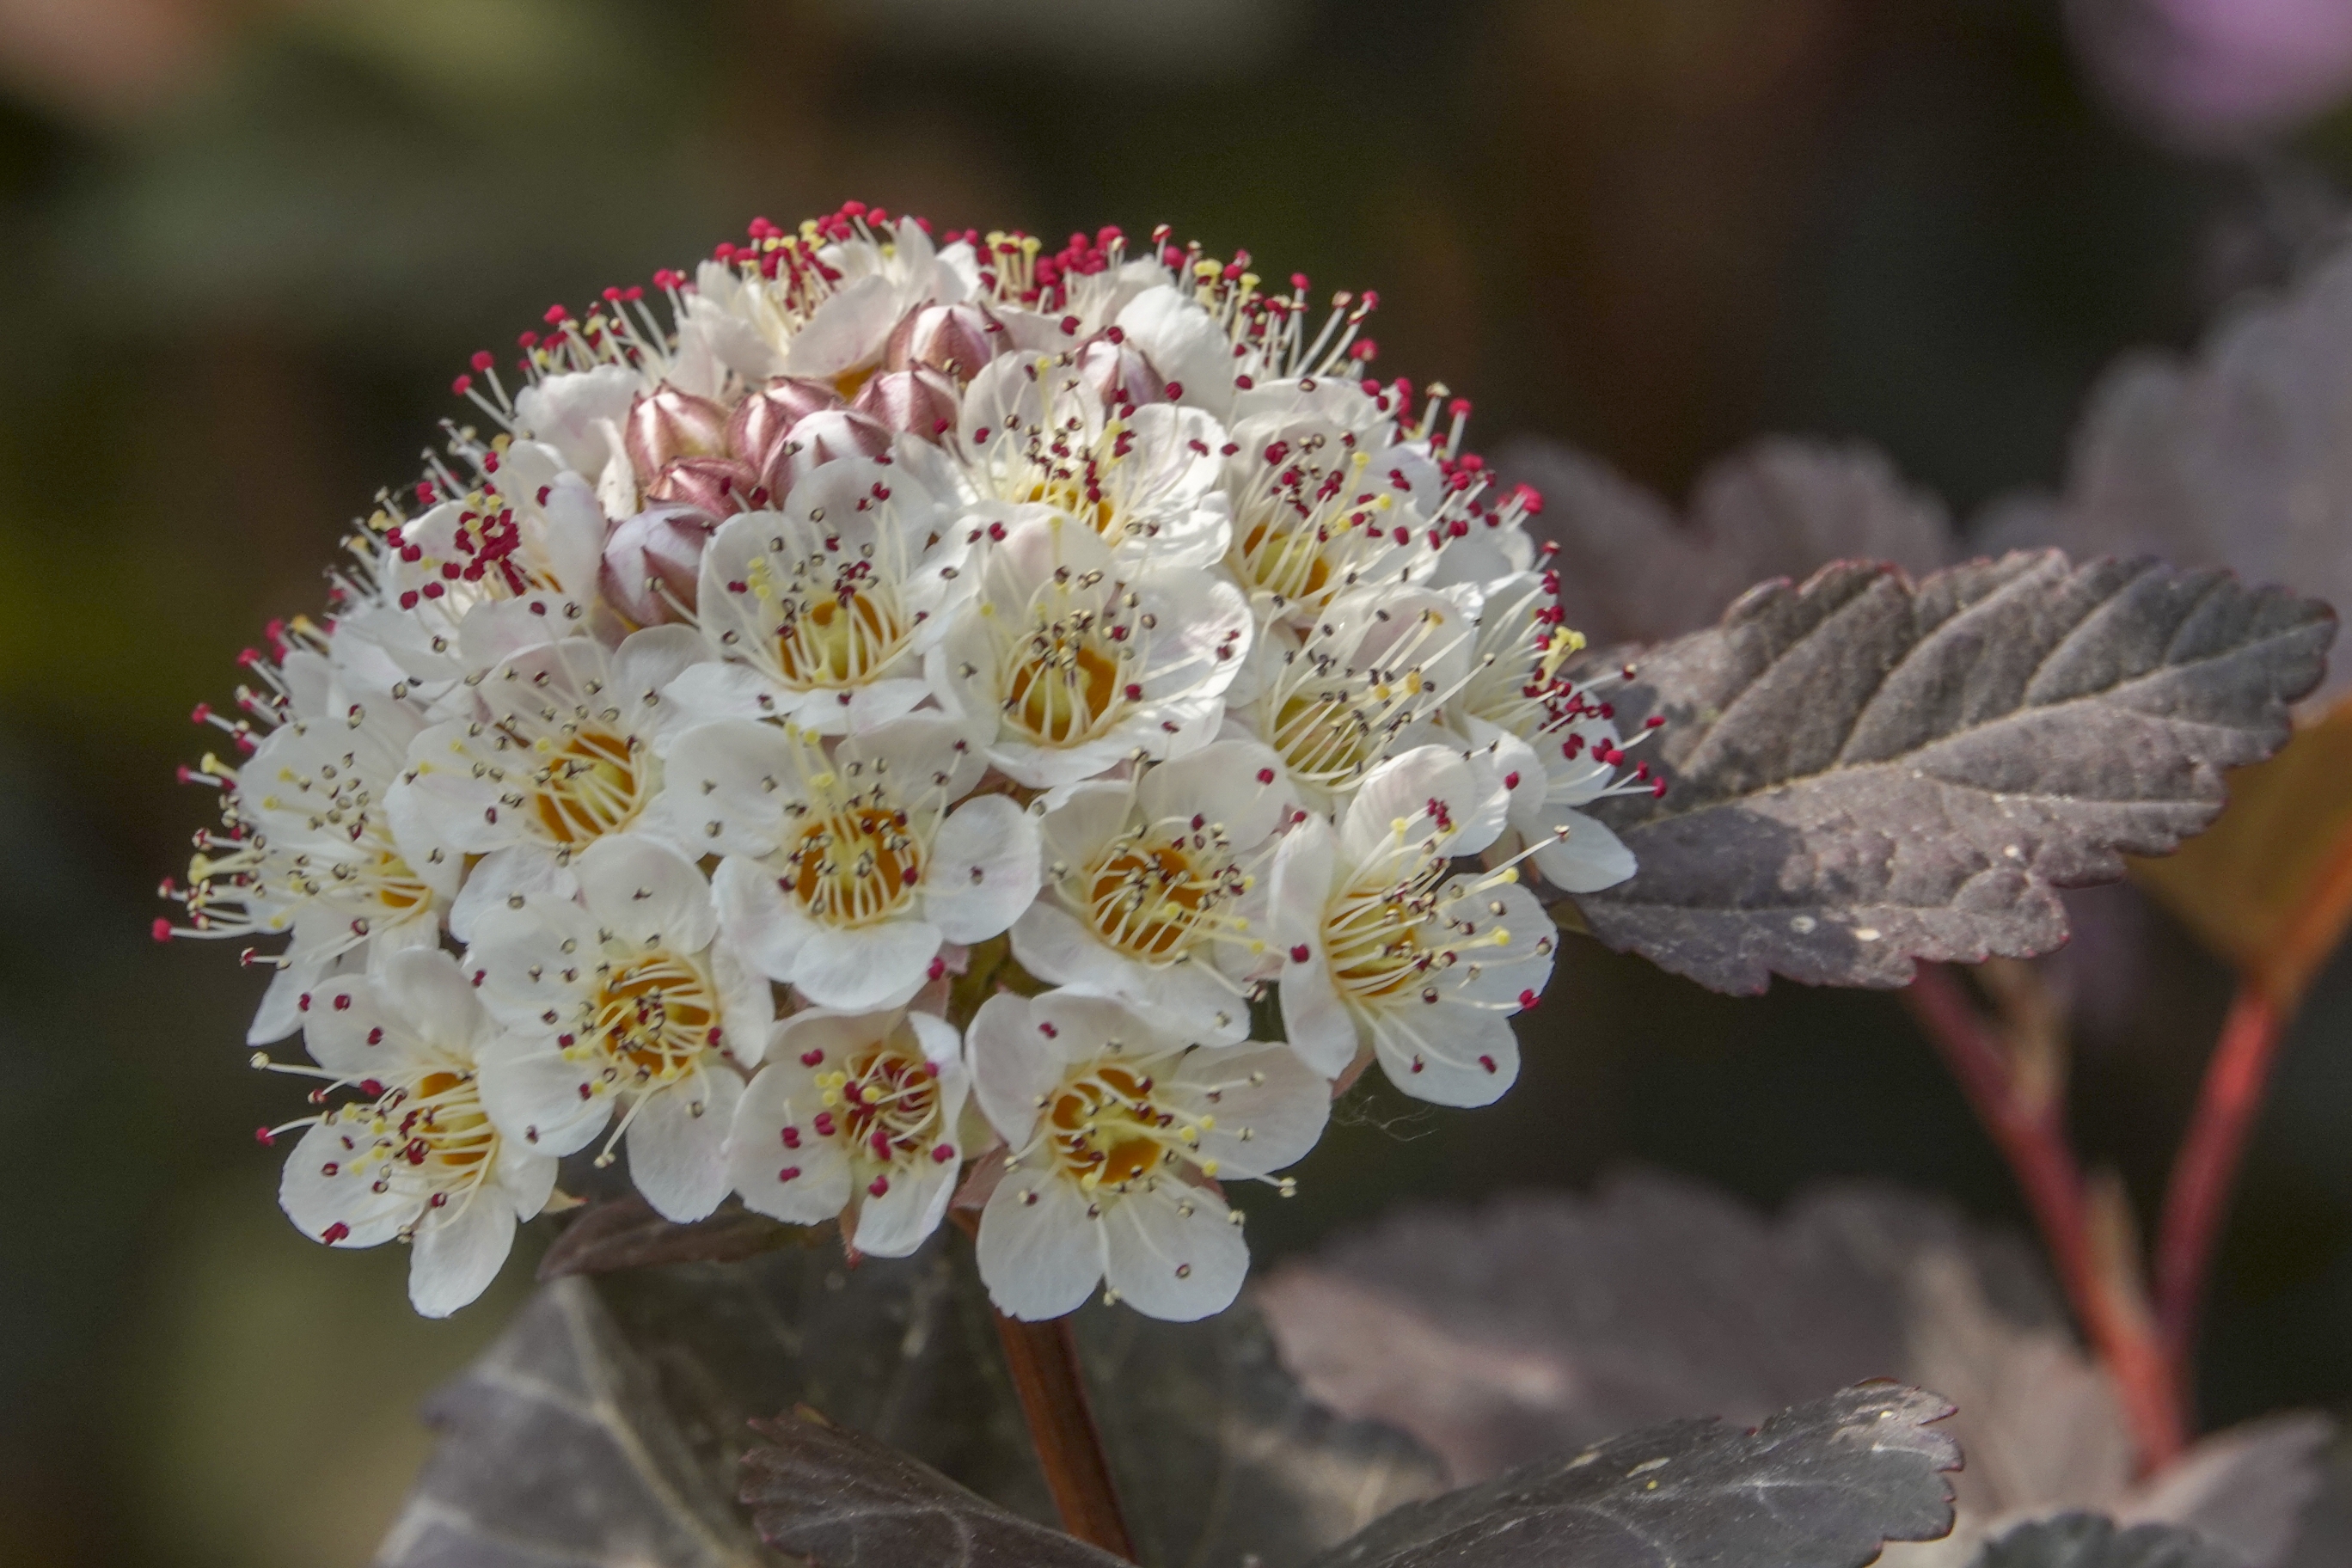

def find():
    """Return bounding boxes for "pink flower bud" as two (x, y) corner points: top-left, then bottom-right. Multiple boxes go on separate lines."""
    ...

(727, 377), (846, 477)
(756, 408), (892, 503)
(1075, 333), (1167, 410)
(601, 504), (718, 625)
(884, 301), (1002, 383)
(644, 455), (763, 517)
(852, 368), (961, 442)
(622, 385), (730, 477)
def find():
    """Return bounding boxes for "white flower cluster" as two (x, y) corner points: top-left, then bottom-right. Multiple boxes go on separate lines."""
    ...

(165, 207), (1653, 1321)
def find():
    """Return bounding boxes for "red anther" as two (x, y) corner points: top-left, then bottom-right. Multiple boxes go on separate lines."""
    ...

(1257, 768), (1276, 784)
(841, 199), (867, 217)
(781, 1126), (802, 1148)
(1518, 989), (1540, 1009)
(778, 1166), (802, 1182)
(254, 1126), (275, 1147)
(1644, 715), (1666, 728)
(450, 374), (473, 396)
(1479, 1055), (1498, 1073)
(332, 992), (352, 1011)
(469, 350), (495, 372)
(398, 591), (419, 609)
(1504, 771), (1521, 790)
(1124, 683), (1143, 701)
(1651, 778), (1669, 799)
(358, 1078), (383, 1098)
(932, 1142), (956, 1164)
(870, 1130), (892, 1158)
(1448, 397), (1472, 416)
(518, 330), (539, 348)
(927, 956), (946, 981)
(1234, 374), (1255, 390)
(543, 303), (568, 324)
(1164, 381), (1184, 399)
(1349, 340), (1376, 362)
(150, 917), (173, 943)
(1038, 1021), (1059, 1038)
(1060, 315), (1081, 336)
(298, 993), (311, 1011)
(235, 646), (260, 667)
(189, 702), (212, 725)
(986, 521), (1007, 542)
(602, 285), (622, 302)
(800, 1048), (824, 1067)
(321, 1222), (351, 1244)
(1289, 944), (1312, 964)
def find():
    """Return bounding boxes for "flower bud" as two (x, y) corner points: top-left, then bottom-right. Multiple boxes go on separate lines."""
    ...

(727, 377), (845, 478)
(600, 504), (718, 626)
(852, 368), (961, 443)
(644, 455), (763, 517)
(1075, 333), (1167, 410)
(884, 301), (1002, 383)
(622, 385), (730, 477)
(756, 408), (892, 503)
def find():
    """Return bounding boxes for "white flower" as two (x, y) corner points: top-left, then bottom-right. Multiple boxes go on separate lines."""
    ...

(1012, 739), (1290, 1044)
(968, 989), (1327, 1321)
(727, 1004), (968, 1257)
(1225, 585), (1486, 822)
(667, 714), (1041, 1010)
(471, 836), (770, 1222)
(1222, 377), (1442, 623)
(952, 349), (1234, 572)
(1266, 745), (1553, 1107)
(273, 948), (556, 1317)
(928, 511), (1251, 788)
(1449, 572), (1644, 894)
(392, 627), (707, 940)
(664, 455), (970, 734)
(337, 438), (613, 695)
(167, 634), (460, 1044)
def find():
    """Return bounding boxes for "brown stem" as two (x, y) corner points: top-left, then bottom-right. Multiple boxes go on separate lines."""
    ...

(951, 1212), (1136, 1559)
(2153, 984), (2287, 1377)
(1903, 965), (2187, 1469)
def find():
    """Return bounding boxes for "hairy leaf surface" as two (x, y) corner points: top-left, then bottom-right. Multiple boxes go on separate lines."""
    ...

(1304, 1382), (1958, 1568)
(537, 1194), (809, 1279)
(1567, 551), (2332, 991)
(373, 1278), (779, 1568)
(1976, 1514), (2239, 1568)
(741, 1406), (1124, 1567)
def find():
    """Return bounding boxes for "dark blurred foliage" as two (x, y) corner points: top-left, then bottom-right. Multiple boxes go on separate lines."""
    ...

(4, 1), (2352, 1564)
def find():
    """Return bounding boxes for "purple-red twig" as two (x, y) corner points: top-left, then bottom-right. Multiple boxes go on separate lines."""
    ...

(1904, 965), (2187, 1469)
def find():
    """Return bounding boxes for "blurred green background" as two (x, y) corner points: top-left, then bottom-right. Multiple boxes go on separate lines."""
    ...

(9, 1), (2352, 1563)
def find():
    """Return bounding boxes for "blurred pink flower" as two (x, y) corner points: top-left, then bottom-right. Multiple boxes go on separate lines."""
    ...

(2069, 0), (2352, 147)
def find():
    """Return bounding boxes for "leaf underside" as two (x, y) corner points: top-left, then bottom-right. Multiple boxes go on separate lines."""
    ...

(1568, 551), (2334, 993)
(1974, 1513), (2239, 1568)
(742, 1406), (1126, 1568)
(1303, 1381), (1959, 1568)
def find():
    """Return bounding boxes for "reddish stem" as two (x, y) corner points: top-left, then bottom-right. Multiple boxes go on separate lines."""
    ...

(952, 1212), (1136, 1559)
(1904, 965), (2187, 1468)
(2153, 984), (2287, 1376)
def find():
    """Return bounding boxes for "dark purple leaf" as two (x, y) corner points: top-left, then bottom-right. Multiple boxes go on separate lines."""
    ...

(1502, 435), (1956, 649)
(1977, 1514), (2238, 1568)
(536, 1194), (810, 1280)
(1567, 551), (2332, 992)
(739, 1406), (1124, 1568)
(1305, 1382), (1958, 1568)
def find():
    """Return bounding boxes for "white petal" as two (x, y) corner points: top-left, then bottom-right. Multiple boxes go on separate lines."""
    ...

(922, 795), (1042, 944)
(977, 1167), (1102, 1320)
(407, 1196), (518, 1317)
(1372, 1003), (1520, 1108)
(1267, 816), (1357, 1076)
(573, 836), (718, 953)
(448, 845), (579, 945)
(662, 719), (798, 855)
(712, 853), (818, 983)
(1101, 1185), (1247, 1321)
(514, 363), (640, 476)
(477, 1045), (612, 1156)
(965, 992), (1065, 1144)
(851, 1156), (957, 1259)
(279, 1120), (413, 1247)
(301, 973), (434, 1080)
(729, 1063), (852, 1224)
(1181, 1044), (1331, 1171)
(789, 919), (941, 1011)
(626, 1067), (743, 1222)
(493, 1138), (560, 1220)
(1531, 807), (1638, 893)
